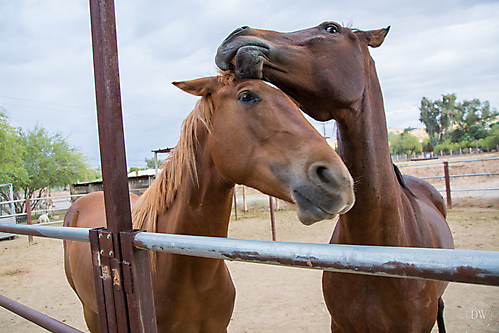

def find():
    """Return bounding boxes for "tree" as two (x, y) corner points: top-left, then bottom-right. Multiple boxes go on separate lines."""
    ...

(478, 125), (499, 151)
(6, 123), (90, 213)
(145, 157), (155, 169)
(389, 129), (422, 156)
(130, 157), (164, 173)
(419, 97), (442, 144)
(0, 109), (27, 187)
(433, 139), (460, 154)
(452, 99), (498, 143)
(419, 94), (498, 146)
(0, 109), (28, 206)
(419, 94), (457, 145)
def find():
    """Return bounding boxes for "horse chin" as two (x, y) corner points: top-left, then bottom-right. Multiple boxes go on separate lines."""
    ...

(293, 190), (339, 225)
(297, 207), (337, 226)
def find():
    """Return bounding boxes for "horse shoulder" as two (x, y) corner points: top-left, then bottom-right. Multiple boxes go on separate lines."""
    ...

(400, 177), (454, 251)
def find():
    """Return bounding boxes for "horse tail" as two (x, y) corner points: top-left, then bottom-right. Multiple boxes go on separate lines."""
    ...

(437, 297), (446, 333)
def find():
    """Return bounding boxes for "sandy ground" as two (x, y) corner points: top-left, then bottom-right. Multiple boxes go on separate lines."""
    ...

(0, 202), (498, 332)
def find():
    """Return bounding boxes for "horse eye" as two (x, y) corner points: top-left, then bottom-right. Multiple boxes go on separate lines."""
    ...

(238, 91), (260, 103)
(325, 25), (339, 34)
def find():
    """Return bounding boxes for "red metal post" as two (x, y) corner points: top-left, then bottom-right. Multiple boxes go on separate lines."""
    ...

(89, 229), (114, 333)
(120, 230), (158, 333)
(89, 0), (133, 236)
(89, 0), (156, 331)
(89, 0), (131, 326)
(443, 161), (452, 208)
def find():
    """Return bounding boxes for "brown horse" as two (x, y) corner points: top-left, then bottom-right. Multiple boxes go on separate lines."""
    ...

(216, 23), (454, 332)
(63, 73), (355, 332)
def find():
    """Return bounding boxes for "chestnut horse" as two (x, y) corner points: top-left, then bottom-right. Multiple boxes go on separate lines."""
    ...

(216, 23), (454, 332)
(63, 73), (355, 332)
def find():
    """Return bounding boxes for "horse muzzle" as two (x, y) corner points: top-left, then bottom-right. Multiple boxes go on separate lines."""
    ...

(291, 162), (355, 225)
(216, 28), (272, 79)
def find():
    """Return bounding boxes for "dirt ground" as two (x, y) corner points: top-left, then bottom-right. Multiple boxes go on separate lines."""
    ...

(0, 201), (498, 332)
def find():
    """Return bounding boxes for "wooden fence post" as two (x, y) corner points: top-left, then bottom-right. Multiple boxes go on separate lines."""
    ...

(443, 161), (452, 208)
(26, 198), (33, 244)
(269, 196), (276, 241)
(233, 190), (238, 220)
(242, 186), (247, 212)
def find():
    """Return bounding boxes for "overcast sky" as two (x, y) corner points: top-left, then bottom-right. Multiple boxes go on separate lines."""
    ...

(1, 1), (498, 169)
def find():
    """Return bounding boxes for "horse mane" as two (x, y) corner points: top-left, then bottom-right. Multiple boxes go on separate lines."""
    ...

(131, 72), (237, 232)
(392, 163), (416, 198)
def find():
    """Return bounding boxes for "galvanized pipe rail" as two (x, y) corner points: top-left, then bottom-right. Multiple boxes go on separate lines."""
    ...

(1, 223), (498, 286)
(134, 232), (499, 286)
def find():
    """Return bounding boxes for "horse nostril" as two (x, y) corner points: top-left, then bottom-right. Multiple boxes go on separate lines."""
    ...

(315, 166), (331, 184)
(226, 26), (250, 40)
(310, 164), (335, 187)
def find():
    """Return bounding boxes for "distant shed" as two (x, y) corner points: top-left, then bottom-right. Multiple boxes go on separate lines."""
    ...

(71, 168), (157, 199)
(72, 147), (173, 200)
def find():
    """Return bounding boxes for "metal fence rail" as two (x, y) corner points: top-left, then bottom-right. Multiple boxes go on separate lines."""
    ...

(420, 172), (499, 180)
(395, 157), (499, 206)
(0, 295), (84, 333)
(396, 156), (499, 168)
(1, 223), (498, 286)
(0, 194), (83, 219)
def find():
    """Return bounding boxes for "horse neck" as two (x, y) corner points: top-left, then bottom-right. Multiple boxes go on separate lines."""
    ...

(156, 140), (234, 237)
(150, 135), (235, 322)
(335, 58), (405, 245)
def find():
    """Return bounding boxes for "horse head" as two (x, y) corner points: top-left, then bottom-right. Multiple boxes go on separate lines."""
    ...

(215, 22), (389, 121)
(173, 74), (354, 224)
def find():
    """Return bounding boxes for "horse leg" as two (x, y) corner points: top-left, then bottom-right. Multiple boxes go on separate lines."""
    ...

(83, 303), (100, 333)
(437, 297), (446, 333)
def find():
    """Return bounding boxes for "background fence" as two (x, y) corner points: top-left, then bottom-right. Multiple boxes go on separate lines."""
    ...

(0, 192), (83, 242)
(396, 155), (499, 206)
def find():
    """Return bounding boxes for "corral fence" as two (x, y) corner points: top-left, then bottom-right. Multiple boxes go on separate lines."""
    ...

(1, 1), (499, 332)
(0, 194), (83, 223)
(396, 157), (499, 207)
(0, 191), (83, 242)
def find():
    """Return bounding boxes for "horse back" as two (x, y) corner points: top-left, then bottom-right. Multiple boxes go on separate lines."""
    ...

(403, 174), (447, 218)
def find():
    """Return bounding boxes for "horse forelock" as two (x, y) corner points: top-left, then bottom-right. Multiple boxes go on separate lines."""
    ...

(131, 92), (216, 233)
(218, 70), (238, 85)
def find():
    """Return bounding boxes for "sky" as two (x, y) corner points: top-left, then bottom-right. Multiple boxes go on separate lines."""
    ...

(1, 1), (498, 169)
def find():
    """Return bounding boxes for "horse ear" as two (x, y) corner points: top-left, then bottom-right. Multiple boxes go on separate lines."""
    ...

(355, 26), (390, 48)
(172, 77), (218, 97)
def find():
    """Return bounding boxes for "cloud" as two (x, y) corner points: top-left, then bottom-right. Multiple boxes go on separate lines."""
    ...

(0, 0), (498, 169)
